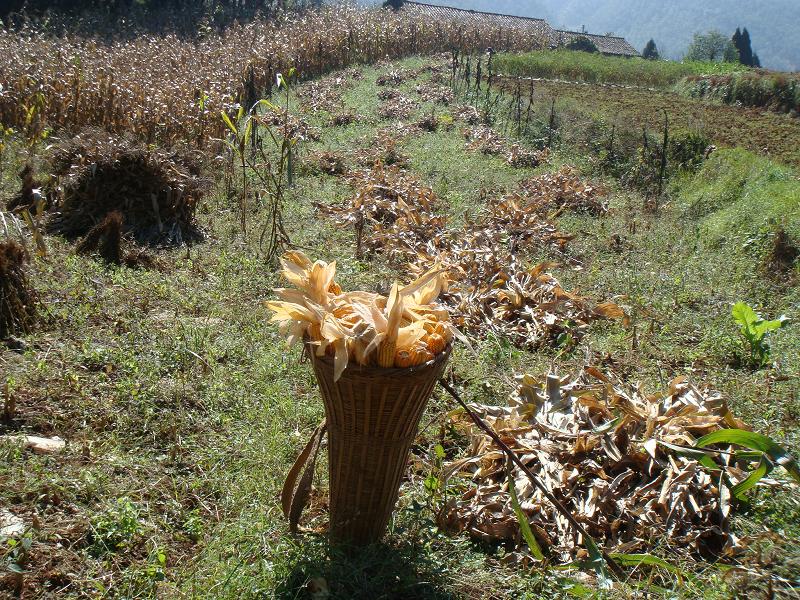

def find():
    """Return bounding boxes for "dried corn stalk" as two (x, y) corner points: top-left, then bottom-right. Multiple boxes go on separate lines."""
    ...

(440, 369), (770, 562)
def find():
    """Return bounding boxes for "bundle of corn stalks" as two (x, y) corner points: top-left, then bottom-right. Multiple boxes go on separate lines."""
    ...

(75, 211), (158, 269)
(378, 94), (419, 120)
(0, 240), (38, 339)
(440, 369), (790, 562)
(463, 126), (547, 168)
(518, 167), (609, 216)
(266, 252), (454, 381)
(46, 129), (207, 245)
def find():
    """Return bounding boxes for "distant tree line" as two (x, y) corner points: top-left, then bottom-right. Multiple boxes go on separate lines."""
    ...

(684, 27), (760, 66)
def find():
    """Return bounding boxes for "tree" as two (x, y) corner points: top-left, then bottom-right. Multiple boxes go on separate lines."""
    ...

(642, 39), (660, 60)
(739, 28), (755, 66)
(382, 0), (404, 10)
(566, 36), (599, 53)
(752, 53), (761, 68)
(685, 30), (733, 62)
(723, 42), (740, 63)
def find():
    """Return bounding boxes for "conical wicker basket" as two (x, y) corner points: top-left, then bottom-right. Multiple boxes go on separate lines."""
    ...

(307, 342), (452, 545)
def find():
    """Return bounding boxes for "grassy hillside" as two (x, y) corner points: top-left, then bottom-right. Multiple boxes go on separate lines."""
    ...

(494, 50), (746, 88)
(1, 51), (799, 599)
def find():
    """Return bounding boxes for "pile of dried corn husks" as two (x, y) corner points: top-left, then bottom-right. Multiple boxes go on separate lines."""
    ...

(463, 125), (547, 168)
(319, 162), (623, 348)
(439, 369), (765, 562)
(453, 104), (483, 125)
(518, 166), (609, 216)
(414, 82), (455, 105)
(378, 94), (419, 120)
(297, 67), (362, 114)
(317, 162), (444, 257)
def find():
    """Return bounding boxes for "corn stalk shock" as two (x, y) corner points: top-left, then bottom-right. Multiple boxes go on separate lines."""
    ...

(438, 379), (625, 579)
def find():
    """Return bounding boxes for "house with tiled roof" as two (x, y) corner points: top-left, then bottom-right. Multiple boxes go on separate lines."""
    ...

(396, 1), (640, 58)
(550, 29), (640, 57)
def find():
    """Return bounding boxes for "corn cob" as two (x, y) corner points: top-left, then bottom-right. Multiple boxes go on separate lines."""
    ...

(425, 332), (446, 355)
(377, 339), (396, 367)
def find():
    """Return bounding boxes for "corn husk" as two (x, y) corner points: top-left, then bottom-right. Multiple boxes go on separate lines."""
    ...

(266, 252), (454, 380)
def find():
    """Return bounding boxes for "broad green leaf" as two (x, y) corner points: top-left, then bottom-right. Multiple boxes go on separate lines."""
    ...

(258, 99), (280, 111)
(696, 429), (800, 483)
(751, 318), (786, 338)
(507, 466), (544, 560)
(610, 553), (692, 584)
(657, 440), (720, 471)
(731, 456), (773, 499)
(731, 302), (759, 329)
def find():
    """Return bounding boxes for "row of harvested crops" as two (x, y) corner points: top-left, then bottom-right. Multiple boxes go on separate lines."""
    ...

(0, 5), (547, 147)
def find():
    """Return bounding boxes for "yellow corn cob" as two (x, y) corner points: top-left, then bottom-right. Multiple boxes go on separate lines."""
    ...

(309, 322), (322, 340)
(401, 345), (434, 367)
(426, 332), (446, 355)
(377, 339), (396, 368)
(328, 282), (342, 295)
(395, 350), (414, 368)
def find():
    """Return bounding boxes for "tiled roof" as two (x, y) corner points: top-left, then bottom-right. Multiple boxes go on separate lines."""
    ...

(401, 1), (554, 41)
(550, 29), (640, 57)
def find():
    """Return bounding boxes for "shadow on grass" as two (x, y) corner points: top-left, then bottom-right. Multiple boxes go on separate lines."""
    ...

(275, 536), (458, 600)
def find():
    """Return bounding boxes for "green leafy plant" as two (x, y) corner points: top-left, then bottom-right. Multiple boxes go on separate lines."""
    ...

(731, 302), (787, 367)
(88, 498), (141, 557)
(696, 429), (800, 500)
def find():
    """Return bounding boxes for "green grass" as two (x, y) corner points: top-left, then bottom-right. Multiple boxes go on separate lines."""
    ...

(494, 49), (748, 88)
(1, 55), (799, 599)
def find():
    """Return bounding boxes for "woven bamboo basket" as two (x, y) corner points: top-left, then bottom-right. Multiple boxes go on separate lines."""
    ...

(307, 341), (452, 545)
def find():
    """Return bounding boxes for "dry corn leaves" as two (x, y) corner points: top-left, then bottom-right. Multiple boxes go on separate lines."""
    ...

(261, 107), (320, 142)
(296, 67), (362, 114)
(414, 82), (455, 105)
(440, 369), (767, 562)
(378, 94), (419, 121)
(464, 125), (548, 168)
(308, 151), (348, 177)
(319, 162), (622, 349)
(353, 127), (414, 168)
(518, 166), (609, 216)
(317, 162), (443, 255)
(452, 104), (484, 125)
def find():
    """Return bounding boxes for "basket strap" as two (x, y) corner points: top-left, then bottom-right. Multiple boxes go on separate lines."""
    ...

(280, 419), (327, 533)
